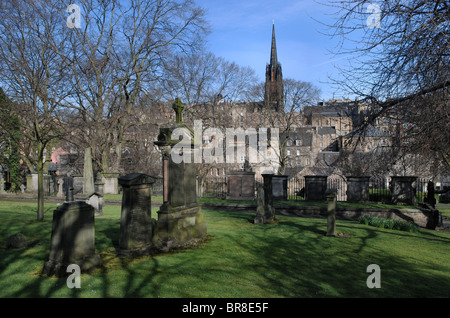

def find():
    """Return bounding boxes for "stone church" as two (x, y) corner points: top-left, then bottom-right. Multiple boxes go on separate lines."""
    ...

(198, 24), (382, 180)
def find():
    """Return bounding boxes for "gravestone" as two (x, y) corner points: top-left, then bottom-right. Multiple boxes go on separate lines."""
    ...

(42, 200), (100, 277)
(90, 174), (105, 216)
(391, 176), (417, 206)
(25, 174), (32, 192)
(117, 173), (156, 255)
(31, 173), (38, 193)
(73, 175), (84, 194)
(226, 171), (256, 200)
(65, 176), (75, 202)
(0, 176), (5, 194)
(326, 190), (337, 236)
(83, 148), (95, 195)
(43, 175), (51, 195)
(86, 181), (104, 217)
(272, 175), (288, 200)
(254, 173), (276, 224)
(426, 181), (436, 208)
(7, 233), (28, 249)
(102, 173), (120, 194)
(154, 98), (207, 250)
(346, 176), (370, 203)
(57, 177), (65, 198)
(305, 176), (328, 201)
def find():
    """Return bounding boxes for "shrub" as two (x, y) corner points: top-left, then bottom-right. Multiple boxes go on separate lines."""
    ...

(357, 216), (419, 233)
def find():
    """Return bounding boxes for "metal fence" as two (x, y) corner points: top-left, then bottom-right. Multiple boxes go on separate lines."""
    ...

(198, 176), (227, 199)
(287, 177), (306, 201)
(369, 177), (391, 203)
(199, 175), (431, 204)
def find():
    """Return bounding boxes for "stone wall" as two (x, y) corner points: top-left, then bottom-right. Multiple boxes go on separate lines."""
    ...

(201, 202), (441, 229)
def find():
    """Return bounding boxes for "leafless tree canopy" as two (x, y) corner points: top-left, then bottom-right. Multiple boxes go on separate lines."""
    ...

(322, 0), (450, 171)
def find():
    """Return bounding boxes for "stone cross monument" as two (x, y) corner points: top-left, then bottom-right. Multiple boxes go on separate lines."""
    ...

(154, 98), (207, 250)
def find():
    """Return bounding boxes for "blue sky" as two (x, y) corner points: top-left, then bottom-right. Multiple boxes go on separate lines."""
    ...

(196, 0), (353, 100)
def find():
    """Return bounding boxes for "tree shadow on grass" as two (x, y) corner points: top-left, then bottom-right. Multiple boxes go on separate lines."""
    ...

(213, 211), (450, 297)
(1, 203), (449, 298)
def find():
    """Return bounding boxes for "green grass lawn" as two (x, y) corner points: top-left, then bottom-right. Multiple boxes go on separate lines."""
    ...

(0, 200), (449, 298)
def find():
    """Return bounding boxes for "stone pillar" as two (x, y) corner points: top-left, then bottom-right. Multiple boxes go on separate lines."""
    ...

(0, 176), (5, 194)
(42, 201), (100, 277)
(25, 174), (32, 193)
(254, 173), (276, 224)
(272, 175), (288, 201)
(254, 183), (266, 224)
(326, 190), (337, 236)
(391, 176), (417, 206)
(65, 176), (74, 203)
(305, 176), (328, 201)
(426, 181), (436, 208)
(346, 176), (370, 203)
(117, 173), (156, 255)
(83, 148), (94, 195)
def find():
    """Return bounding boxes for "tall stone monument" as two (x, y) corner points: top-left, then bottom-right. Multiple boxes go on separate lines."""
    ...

(154, 98), (207, 250)
(83, 148), (95, 195)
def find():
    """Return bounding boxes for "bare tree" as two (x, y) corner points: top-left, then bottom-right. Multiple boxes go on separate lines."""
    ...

(0, 0), (70, 221)
(54, 0), (208, 174)
(322, 0), (450, 173)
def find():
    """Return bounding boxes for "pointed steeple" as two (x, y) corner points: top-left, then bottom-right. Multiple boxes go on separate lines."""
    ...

(270, 23), (278, 67)
(265, 23), (283, 112)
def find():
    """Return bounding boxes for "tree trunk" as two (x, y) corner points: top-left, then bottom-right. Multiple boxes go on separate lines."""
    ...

(36, 158), (45, 222)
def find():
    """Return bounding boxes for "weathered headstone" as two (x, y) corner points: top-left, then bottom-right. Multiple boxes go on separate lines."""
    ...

(226, 171), (256, 200)
(117, 173), (156, 255)
(7, 233), (28, 249)
(86, 193), (103, 217)
(83, 148), (95, 195)
(57, 177), (64, 198)
(42, 201), (100, 277)
(391, 176), (417, 206)
(65, 176), (74, 202)
(30, 173), (38, 193)
(346, 176), (370, 203)
(426, 181), (436, 208)
(87, 173), (105, 216)
(154, 98), (207, 250)
(326, 190), (337, 236)
(43, 175), (51, 195)
(254, 173), (276, 224)
(305, 176), (328, 201)
(272, 175), (288, 200)
(0, 176), (5, 194)
(102, 172), (120, 194)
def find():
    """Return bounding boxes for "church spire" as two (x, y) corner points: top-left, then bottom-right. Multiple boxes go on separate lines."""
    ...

(270, 23), (278, 67)
(264, 23), (283, 112)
